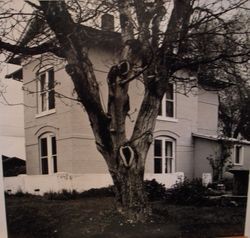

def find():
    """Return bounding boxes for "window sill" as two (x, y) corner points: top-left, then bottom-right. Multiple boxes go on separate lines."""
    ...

(233, 163), (243, 166)
(36, 109), (56, 118)
(157, 116), (178, 123)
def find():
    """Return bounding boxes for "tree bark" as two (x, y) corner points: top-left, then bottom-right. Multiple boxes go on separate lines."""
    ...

(105, 147), (150, 222)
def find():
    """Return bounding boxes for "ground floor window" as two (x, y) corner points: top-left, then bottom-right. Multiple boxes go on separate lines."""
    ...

(39, 133), (57, 174)
(154, 137), (175, 173)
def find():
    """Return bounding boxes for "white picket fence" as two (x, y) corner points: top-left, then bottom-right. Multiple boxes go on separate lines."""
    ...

(3, 172), (184, 195)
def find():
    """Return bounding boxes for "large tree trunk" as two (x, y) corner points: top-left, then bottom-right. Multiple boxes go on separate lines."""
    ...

(111, 168), (149, 221)
(108, 151), (150, 222)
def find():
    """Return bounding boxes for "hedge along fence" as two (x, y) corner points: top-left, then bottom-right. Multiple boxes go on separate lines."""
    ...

(4, 172), (184, 195)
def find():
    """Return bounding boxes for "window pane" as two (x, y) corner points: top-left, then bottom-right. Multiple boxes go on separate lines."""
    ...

(154, 158), (162, 173)
(48, 69), (55, 109)
(165, 158), (169, 173)
(166, 101), (174, 117)
(53, 156), (57, 173)
(40, 74), (46, 91)
(41, 158), (48, 174)
(169, 158), (173, 173)
(166, 83), (173, 100)
(40, 138), (47, 157)
(154, 139), (162, 156)
(48, 90), (55, 109)
(48, 69), (54, 90)
(165, 141), (173, 157)
(51, 136), (57, 155)
(41, 92), (47, 111)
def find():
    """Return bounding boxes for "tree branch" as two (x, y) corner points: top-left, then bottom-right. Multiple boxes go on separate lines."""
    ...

(0, 39), (63, 57)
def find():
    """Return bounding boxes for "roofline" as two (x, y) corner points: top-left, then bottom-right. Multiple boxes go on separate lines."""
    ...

(5, 67), (23, 81)
(192, 133), (250, 145)
(6, 24), (121, 65)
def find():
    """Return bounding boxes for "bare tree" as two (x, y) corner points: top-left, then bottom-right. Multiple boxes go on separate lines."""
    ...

(0, 0), (249, 220)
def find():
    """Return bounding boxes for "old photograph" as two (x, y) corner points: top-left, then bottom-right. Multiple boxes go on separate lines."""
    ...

(0, 0), (250, 237)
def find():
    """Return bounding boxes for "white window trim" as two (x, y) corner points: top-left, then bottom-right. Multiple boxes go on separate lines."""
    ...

(154, 137), (176, 174)
(39, 133), (57, 175)
(36, 109), (56, 118)
(233, 144), (244, 165)
(36, 68), (55, 116)
(157, 83), (177, 121)
(157, 116), (178, 123)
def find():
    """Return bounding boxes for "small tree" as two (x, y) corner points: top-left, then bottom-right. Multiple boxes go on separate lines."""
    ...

(0, 0), (249, 220)
(207, 140), (233, 182)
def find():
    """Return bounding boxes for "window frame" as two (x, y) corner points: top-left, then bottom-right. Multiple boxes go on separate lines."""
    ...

(39, 133), (58, 175)
(153, 137), (176, 174)
(233, 144), (244, 165)
(157, 83), (177, 121)
(37, 68), (56, 116)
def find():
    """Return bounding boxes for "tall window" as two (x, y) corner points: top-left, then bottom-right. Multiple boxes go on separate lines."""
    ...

(234, 145), (243, 165)
(38, 68), (55, 113)
(154, 137), (175, 174)
(158, 83), (175, 118)
(39, 133), (57, 174)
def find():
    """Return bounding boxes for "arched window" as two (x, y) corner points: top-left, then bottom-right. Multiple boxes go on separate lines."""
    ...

(39, 133), (57, 174)
(154, 137), (175, 174)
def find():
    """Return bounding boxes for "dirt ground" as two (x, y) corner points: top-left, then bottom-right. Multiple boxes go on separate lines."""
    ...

(5, 195), (246, 238)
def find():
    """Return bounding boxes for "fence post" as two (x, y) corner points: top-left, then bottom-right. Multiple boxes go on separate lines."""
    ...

(0, 156), (8, 238)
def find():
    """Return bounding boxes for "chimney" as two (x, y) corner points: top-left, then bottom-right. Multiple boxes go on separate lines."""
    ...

(101, 14), (114, 31)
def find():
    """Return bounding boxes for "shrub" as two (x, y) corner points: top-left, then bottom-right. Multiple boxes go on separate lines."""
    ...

(144, 179), (167, 201)
(78, 186), (115, 198)
(5, 189), (34, 198)
(44, 187), (115, 200)
(44, 189), (79, 200)
(165, 178), (208, 206)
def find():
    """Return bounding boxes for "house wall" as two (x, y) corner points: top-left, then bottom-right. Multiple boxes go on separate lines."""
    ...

(22, 46), (220, 179)
(22, 49), (112, 175)
(197, 89), (219, 135)
(243, 145), (250, 169)
(193, 137), (220, 178)
(194, 137), (250, 179)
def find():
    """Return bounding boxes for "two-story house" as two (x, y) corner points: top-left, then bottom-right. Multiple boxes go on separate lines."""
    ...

(6, 15), (250, 192)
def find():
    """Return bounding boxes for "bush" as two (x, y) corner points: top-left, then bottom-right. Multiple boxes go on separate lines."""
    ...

(44, 189), (79, 200)
(165, 178), (208, 206)
(78, 186), (115, 198)
(5, 189), (34, 198)
(44, 187), (115, 200)
(144, 179), (167, 201)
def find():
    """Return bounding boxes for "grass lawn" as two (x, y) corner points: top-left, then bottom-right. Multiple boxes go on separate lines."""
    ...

(5, 195), (246, 238)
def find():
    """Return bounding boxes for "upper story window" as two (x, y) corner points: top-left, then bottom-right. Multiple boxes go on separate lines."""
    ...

(234, 145), (244, 165)
(158, 83), (175, 119)
(154, 137), (175, 174)
(39, 133), (57, 174)
(37, 68), (55, 114)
